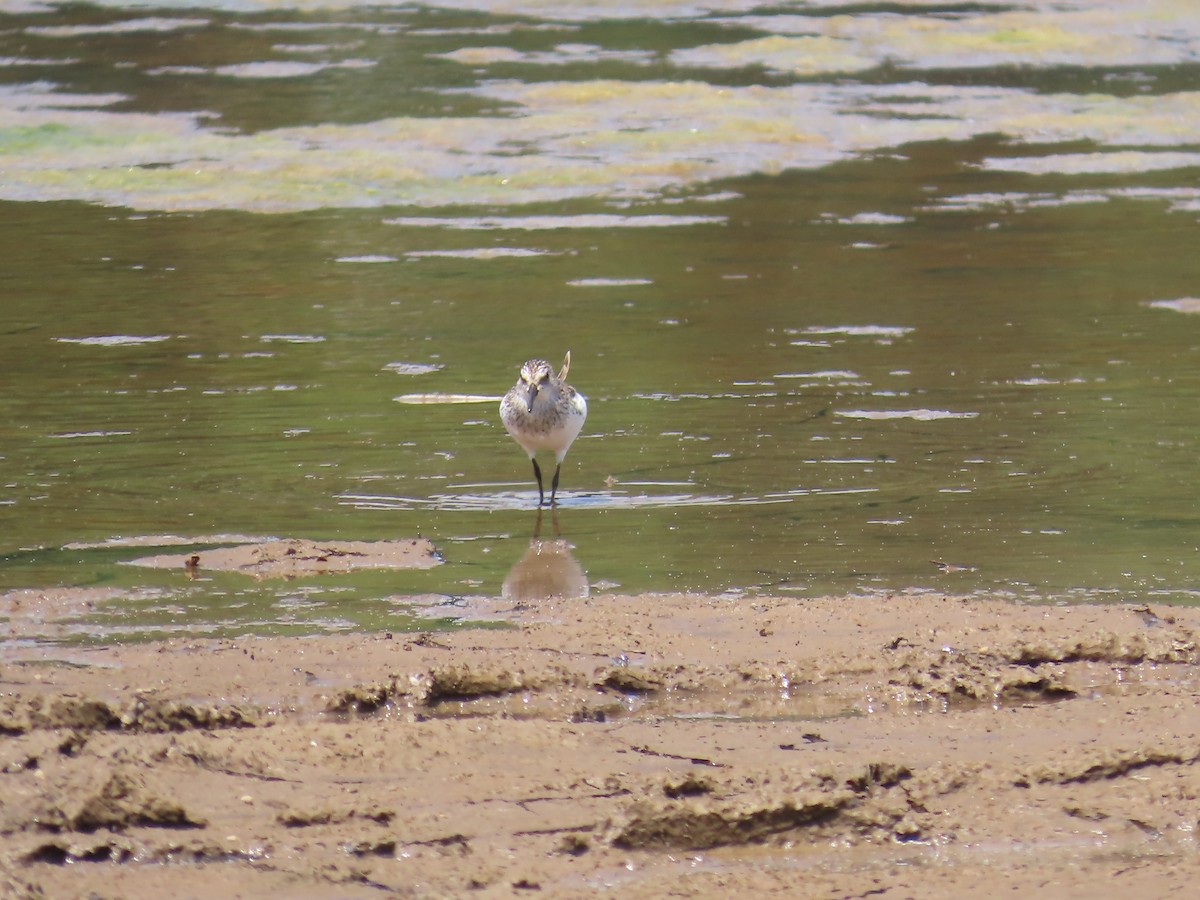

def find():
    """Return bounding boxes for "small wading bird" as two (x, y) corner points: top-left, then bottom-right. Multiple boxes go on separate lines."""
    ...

(500, 351), (588, 506)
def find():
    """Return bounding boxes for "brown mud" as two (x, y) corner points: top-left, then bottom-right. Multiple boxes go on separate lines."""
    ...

(127, 537), (443, 578)
(3, 592), (1200, 897)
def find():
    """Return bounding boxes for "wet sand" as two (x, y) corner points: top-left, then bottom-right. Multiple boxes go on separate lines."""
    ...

(3, 590), (1200, 897)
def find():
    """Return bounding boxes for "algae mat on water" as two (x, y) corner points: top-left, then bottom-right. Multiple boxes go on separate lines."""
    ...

(2, 1), (1200, 212)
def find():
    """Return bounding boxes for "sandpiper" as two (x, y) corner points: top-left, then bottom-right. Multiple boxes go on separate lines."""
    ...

(500, 351), (588, 506)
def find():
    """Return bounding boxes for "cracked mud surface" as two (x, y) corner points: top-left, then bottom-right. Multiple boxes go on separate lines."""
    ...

(3, 593), (1200, 897)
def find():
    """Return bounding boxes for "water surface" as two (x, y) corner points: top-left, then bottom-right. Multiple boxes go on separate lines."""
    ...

(2, 0), (1199, 642)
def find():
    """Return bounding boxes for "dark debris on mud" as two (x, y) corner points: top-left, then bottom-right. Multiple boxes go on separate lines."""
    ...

(609, 762), (917, 850)
(0, 694), (258, 736)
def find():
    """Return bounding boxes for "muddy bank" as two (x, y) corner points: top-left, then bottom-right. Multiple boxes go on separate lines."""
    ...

(126, 537), (443, 578)
(3, 592), (1200, 897)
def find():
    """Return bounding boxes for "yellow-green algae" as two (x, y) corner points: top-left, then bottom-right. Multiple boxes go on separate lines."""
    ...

(431, 44), (655, 66)
(3, 0), (1200, 213)
(4, 77), (1200, 212)
(672, 34), (875, 76)
(675, 2), (1198, 72)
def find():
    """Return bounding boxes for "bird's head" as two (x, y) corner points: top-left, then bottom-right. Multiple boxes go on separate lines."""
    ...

(518, 359), (554, 412)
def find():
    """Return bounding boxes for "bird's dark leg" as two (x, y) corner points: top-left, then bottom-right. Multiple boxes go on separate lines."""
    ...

(531, 458), (545, 506)
(550, 463), (561, 506)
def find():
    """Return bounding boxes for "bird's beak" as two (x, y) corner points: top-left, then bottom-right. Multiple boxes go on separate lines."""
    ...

(524, 382), (538, 412)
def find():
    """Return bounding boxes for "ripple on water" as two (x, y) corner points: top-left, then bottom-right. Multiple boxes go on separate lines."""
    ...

(1146, 298), (1200, 315)
(835, 409), (979, 421)
(28, 18), (208, 37)
(49, 430), (133, 439)
(406, 247), (557, 259)
(384, 214), (728, 230)
(383, 362), (444, 375)
(981, 150), (1200, 176)
(393, 393), (500, 405)
(259, 334), (326, 344)
(55, 335), (172, 346)
(790, 325), (914, 338)
(336, 483), (878, 512)
(567, 277), (654, 287)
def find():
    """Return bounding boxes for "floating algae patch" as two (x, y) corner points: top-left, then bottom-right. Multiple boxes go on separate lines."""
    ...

(867, 4), (1200, 69)
(2, 76), (1200, 212)
(3, 1), (1200, 214)
(0, 78), (1060, 212)
(671, 34), (876, 76)
(431, 43), (655, 67)
(180, 0), (825, 19)
(676, 2), (1200, 72)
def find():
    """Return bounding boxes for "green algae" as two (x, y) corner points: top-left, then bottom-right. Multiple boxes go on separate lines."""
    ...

(676, 2), (1198, 72)
(671, 34), (875, 75)
(3, 78), (1200, 212)
(1, 1), (1199, 212)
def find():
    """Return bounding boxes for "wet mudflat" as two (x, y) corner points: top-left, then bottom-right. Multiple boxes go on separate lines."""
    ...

(4, 591), (1200, 897)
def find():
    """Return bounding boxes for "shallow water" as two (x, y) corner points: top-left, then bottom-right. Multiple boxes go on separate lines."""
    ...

(2, 0), (1199, 642)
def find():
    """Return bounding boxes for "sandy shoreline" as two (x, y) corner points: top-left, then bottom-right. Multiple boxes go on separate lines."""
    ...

(3, 590), (1200, 897)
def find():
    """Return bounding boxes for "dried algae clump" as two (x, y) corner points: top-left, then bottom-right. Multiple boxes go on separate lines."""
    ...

(610, 763), (912, 850)
(424, 664), (533, 702)
(0, 694), (257, 735)
(39, 767), (206, 833)
(1018, 746), (1200, 787)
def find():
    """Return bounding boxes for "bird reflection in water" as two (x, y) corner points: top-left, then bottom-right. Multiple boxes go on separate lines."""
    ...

(501, 508), (588, 603)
